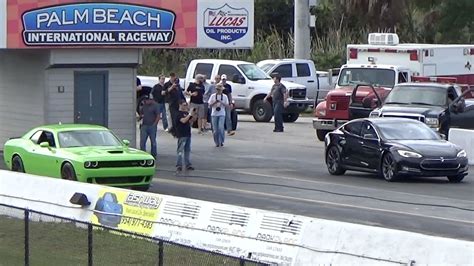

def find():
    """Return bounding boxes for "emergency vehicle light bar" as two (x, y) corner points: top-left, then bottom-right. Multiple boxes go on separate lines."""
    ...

(368, 33), (399, 45)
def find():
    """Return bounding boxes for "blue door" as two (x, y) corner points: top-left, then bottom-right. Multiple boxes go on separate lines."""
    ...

(74, 72), (108, 126)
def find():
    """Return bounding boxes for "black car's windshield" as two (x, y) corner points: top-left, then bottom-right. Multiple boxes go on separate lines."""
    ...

(58, 130), (122, 148)
(238, 64), (271, 80)
(338, 68), (395, 87)
(384, 86), (447, 106)
(377, 121), (440, 140)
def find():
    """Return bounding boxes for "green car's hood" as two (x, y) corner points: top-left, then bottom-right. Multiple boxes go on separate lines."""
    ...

(62, 146), (153, 160)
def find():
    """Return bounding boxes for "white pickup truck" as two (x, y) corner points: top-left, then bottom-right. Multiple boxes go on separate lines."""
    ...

(184, 59), (313, 122)
(257, 59), (338, 104)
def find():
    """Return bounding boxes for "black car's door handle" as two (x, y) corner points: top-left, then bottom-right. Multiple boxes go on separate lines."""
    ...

(358, 140), (364, 145)
(308, 80), (315, 83)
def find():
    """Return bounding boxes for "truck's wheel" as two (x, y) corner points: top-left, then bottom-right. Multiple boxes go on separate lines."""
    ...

(252, 99), (273, 122)
(316, 130), (329, 141)
(282, 113), (299, 123)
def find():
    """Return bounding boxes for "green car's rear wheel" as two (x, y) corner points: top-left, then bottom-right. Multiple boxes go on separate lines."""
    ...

(12, 155), (25, 173)
(61, 163), (77, 181)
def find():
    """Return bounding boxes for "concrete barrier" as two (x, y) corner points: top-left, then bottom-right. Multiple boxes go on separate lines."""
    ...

(0, 170), (473, 265)
(449, 128), (474, 165)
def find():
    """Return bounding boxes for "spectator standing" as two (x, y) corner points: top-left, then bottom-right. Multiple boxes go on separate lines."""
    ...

(164, 73), (184, 135)
(139, 95), (160, 158)
(204, 75), (220, 129)
(152, 75), (169, 131)
(265, 74), (288, 132)
(208, 84), (229, 147)
(202, 75), (212, 130)
(175, 100), (197, 172)
(186, 74), (206, 133)
(220, 74), (235, 136)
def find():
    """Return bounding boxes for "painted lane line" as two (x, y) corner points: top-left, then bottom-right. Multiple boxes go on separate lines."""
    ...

(152, 178), (474, 225)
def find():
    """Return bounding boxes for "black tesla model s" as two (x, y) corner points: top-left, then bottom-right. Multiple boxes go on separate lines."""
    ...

(324, 118), (469, 182)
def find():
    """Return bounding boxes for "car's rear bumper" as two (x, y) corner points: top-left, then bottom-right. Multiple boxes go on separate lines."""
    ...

(313, 118), (349, 131)
(77, 167), (155, 187)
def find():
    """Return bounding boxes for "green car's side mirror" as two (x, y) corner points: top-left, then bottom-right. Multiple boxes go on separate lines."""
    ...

(123, 140), (130, 146)
(39, 142), (50, 148)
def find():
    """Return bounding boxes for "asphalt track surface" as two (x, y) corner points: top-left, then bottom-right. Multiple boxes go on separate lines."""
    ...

(2, 115), (473, 241)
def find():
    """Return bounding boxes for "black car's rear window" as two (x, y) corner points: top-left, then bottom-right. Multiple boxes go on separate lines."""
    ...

(376, 121), (440, 140)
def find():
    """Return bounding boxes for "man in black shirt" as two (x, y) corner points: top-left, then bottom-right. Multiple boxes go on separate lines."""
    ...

(152, 75), (169, 131)
(221, 74), (235, 136)
(164, 73), (184, 135)
(175, 100), (197, 172)
(186, 74), (206, 133)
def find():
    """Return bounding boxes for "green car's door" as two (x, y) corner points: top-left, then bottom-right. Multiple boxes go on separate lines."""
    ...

(28, 131), (61, 177)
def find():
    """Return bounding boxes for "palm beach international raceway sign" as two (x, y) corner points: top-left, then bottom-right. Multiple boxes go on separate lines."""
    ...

(5, 0), (254, 48)
(22, 3), (176, 46)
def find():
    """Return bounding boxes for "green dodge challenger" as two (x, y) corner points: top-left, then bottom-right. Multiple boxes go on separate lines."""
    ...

(3, 124), (154, 191)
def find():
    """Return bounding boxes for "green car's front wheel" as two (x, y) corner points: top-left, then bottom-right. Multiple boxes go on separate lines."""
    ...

(61, 163), (77, 181)
(12, 155), (25, 173)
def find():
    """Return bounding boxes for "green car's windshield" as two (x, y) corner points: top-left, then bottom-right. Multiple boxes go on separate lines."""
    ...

(58, 130), (122, 148)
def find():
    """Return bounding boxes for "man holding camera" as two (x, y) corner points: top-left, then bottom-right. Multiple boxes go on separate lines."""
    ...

(164, 72), (184, 135)
(208, 83), (229, 147)
(152, 75), (169, 131)
(175, 100), (197, 172)
(186, 74), (206, 134)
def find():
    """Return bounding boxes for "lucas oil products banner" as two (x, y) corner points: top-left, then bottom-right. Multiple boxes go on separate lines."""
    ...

(91, 188), (162, 236)
(6, 0), (253, 48)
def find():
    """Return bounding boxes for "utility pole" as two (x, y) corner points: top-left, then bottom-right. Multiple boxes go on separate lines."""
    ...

(294, 0), (311, 59)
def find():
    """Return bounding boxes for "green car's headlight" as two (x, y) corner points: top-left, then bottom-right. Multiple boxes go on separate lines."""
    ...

(84, 161), (99, 168)
(146, 159), (155, 166)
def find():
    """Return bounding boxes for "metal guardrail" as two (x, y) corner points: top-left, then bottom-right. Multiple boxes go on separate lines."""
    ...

(0, 203), (270, 266)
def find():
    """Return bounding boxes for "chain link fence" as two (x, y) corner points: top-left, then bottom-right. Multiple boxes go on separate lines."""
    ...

(0, 204), (268, 266)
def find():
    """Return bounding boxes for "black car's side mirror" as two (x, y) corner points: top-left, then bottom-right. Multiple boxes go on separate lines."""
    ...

(364, 133), (377, 140)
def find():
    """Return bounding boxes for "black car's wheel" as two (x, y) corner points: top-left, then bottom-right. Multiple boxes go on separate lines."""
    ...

(447, 175), (465, 183)
(133, 185), (150, 192)
(381, 153), (399, 182)
(282, 113), (299, 123)
(252, 99), (273, 122)
(326, 146), (346, 175)
(61, 163), (77, 181)
(12, 155), (25, 173)
(316, 130), (329, 141)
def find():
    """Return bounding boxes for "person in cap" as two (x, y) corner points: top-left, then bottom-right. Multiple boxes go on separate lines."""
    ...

(175, 100), (198, 172)
(220, 74), (235, 136)
(139, 95), (160, 158)
(208, 83), (229, 147)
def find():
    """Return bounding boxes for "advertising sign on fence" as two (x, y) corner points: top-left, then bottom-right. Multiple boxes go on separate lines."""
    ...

(91, 188), (162, 235)
(6, 0), (254, 49)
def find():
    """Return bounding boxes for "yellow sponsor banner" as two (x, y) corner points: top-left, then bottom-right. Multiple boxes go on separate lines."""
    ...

(91, 188), (162, 236)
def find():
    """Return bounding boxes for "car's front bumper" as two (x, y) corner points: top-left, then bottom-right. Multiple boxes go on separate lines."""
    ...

(313, 118), (349, 131)
(395, 156), (469, 177)
(286, 98), (313, 113)
(77, 167), (155, 187)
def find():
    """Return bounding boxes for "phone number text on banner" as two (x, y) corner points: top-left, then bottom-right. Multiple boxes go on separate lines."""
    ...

(91, 188), (162, 235)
